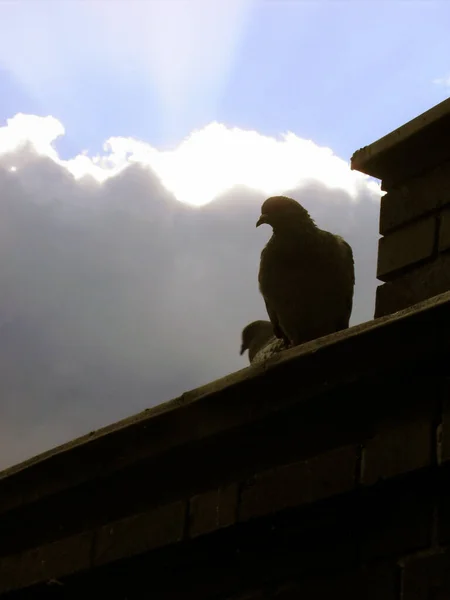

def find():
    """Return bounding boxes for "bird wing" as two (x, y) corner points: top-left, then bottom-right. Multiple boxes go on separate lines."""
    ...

(252, 336), (287, 365)
(259, 242), (286, 341)
(263, 297), (286, 341)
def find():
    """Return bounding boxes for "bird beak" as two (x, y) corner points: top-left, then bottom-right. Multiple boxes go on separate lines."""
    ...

(240, 344), (245, 355)
(256, 214), (268, 227)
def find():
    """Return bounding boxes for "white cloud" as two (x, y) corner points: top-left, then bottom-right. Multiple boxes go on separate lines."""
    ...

(433, 75), (450, 88)
(0, 114), (380, 207)
(0, 114), (63, 160)
(0, 113), (381, 470)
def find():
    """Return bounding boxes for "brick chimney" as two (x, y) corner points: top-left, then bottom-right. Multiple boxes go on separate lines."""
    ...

(351, 98), (450, 318)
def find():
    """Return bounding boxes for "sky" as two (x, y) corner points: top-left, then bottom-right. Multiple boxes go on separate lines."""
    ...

(0, 0), (449, 469)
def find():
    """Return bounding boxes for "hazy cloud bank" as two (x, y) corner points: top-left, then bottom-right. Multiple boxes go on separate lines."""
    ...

(0, 115), (380, 469)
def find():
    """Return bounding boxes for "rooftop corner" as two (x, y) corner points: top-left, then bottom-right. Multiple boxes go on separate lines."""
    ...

(351, 97), (450, 188)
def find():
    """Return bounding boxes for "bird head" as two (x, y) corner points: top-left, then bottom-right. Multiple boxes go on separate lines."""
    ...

(256, 196), (314, 231)
(240, 320), (273, 356)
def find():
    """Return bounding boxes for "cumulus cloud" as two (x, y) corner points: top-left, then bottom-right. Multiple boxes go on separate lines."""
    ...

(0, 114), (380, 469)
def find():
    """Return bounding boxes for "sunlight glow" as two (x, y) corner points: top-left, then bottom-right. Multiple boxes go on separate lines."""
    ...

(84, 0), (256, 142)
(0, 113), (381, 207)
(0, 0), (256, 144)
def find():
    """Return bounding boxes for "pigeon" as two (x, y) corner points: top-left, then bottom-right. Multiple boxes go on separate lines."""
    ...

(257, 196), (355, 347)
(251, 336), (288, 365)
(240, 320), (288, 365)
(240, 320), (274, 363)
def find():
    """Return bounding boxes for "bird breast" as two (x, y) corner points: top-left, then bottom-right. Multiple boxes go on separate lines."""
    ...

(259, 234), (352, 307)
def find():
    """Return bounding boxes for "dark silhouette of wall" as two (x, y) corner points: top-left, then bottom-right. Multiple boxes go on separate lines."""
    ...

(2, 99), (450, 599)
(352, 97), (450, 318)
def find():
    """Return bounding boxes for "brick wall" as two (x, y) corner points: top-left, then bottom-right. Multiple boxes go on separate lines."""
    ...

(352, 98), (450, 318)
(3, 384), (450, 599)
(1, 294), (450, 598)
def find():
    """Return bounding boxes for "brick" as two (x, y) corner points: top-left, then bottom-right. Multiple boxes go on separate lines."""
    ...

(273, 564), (397, 600)
(362, 485), (433, 560)
(239, 460), (310, 522)
(365, 563), (398, 600)
(437, 463), (450, 544)
(274, 576), (363, 600)
(437, 423), (444, 465)
(189, 483), (238, 538)
(94, 501), (185, 566)
(402, 550), (450, 600)
(439, 382), (450, 465)
(308, 444), (357, 500)
(377, 216), (437, 282)
(0, 554), (21, 594)
(439, 501), (450, 546)
(439, 206), (450, 252)
(273, 583), (306, 599)
(362, 414), (434, 486)
(0, 531), (92, 594)
(227, 591), (266, 600)
(374, 253), (450, 317)
(380, 162), (450, 235)
(239, 446), (357, 523)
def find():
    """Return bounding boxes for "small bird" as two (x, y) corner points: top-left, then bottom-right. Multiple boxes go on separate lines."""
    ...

(240, 320), (274, 363)
(240, 320), (288, 365)
(252, 337), (287, 364)
(257, 196), (355, 347)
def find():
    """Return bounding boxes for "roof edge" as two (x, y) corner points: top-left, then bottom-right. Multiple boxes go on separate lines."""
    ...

(351, 98), (450, 179)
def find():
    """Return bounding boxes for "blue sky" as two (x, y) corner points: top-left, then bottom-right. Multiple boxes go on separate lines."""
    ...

(0, 0), (450, 467)
(1, 0), (449, 160)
